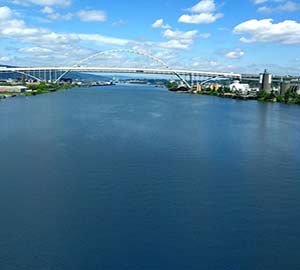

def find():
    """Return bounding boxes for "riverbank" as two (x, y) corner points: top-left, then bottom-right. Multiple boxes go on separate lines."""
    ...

(24, 82), (72, 96)
(0, 82), (73, 100)
(0, 81), (118, 100)
(195, 90), (300, 105)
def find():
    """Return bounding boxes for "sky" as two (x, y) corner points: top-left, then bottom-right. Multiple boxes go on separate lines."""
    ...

(0, 0), (300, 75)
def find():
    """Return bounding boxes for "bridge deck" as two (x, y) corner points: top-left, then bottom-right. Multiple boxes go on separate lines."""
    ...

(0, 67), (241, 79)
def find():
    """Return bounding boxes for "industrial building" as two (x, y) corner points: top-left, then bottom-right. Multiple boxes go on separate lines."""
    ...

(0, 86), (28, 93)
(230, 81), (250, 95)
(259, 70), (272, 93)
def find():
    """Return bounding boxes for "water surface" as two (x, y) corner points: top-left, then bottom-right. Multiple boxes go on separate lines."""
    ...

(1, 85), (300, 269)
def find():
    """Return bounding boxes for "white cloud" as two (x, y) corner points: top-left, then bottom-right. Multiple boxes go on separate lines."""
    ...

(192, 59), (218, 68)
(199, 33), (211, 38)
(158, 29), (199, 50)
(187, 0), (216, 13)
(225, 49), (245, 59)
(152, 19), (170, 29)
(0, 5), (130, 65)
(253, 0), (269, 4)
(41, 6), (54, 14)
(159, 40), (191, 50)
(0, 55), (12, 62)
(19, 47), (53, 54)
(1, 5), (191, 66)
(257, 1), (300, 12)
(179, 13), (223, 24)
(41, 7), (108, 22)
(234, 19), (300, 44)
(77, 10), (107, 22)
(253, 0), (286, 4)
(151, 18), (200, 50)
(41, 6), (73, 20)
(179, 0), (223, 24)
(48, 12), (73, 20)
(11, 0), (71, 7)
(112, 19), (127, 27)
(252, 0), (300, 13)
(162, 29), (198, 40)
(75, 34), (129, 46)
(0, 6), (13, 19)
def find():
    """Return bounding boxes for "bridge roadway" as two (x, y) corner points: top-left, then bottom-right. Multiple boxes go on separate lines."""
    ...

(1, 66), (299, 86)
(0, 66), (242, 79)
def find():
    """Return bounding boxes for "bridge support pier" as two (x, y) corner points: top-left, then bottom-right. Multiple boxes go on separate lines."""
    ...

(189, 74), (193, 88)
(12, 69), (69, 83)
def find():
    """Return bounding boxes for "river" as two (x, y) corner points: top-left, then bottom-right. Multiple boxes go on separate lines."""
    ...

(1, 84), (300, 269)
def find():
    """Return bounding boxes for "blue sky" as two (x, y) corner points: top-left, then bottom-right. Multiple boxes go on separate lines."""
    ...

(0, 0), (300, 75)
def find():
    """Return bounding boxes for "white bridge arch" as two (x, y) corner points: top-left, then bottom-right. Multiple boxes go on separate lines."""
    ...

(76, 49), (170, 69)
(0, 49), (242, 88)
(56, 49), (192, 87)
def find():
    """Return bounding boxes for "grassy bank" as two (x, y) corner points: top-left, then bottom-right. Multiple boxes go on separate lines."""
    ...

(24, 82), (72, 96)
(198, 88), (300, 105)
(257, 90), (300, 105)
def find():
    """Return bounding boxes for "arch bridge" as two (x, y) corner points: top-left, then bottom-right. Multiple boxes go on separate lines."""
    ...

(0, 49), (242, 89)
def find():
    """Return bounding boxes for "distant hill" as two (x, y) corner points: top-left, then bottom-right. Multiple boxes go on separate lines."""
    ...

(0, 64), (15, 68)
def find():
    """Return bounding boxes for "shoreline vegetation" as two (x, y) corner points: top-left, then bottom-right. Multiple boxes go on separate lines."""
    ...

(0, 81), (115, 100)
(199, 89), (300, 105)
(24, 82), (72, 96)
(1, 81), (300, 105)
(0, 82), (72, 100)
(166, 82), (300, 105)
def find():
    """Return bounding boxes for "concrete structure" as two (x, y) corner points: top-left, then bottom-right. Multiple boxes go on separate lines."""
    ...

(259, 70), (272, 93)
(0, 86), (28, 93)
(279, 80), (300, 95)
(207, 83), (221, 91)
(60, 78), (73, 84)
(280, 81), (291, 95)
(196, 83), (201, 93)
(290, 84), (300, 94)
(230, 80), (250, 95)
